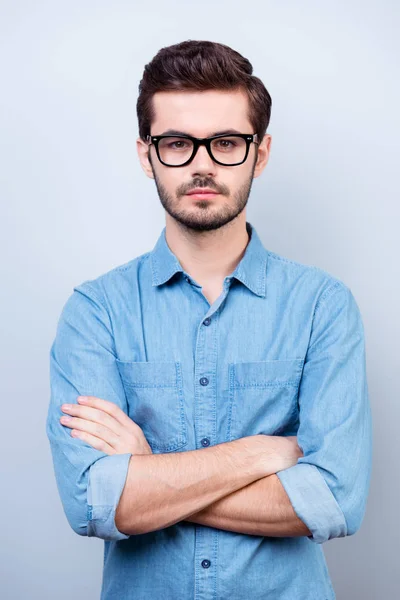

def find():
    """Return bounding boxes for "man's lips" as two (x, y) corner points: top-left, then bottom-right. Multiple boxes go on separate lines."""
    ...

(185, 190), (220, 198)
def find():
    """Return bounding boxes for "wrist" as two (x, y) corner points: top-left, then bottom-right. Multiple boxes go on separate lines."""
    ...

(221, 435), (272, 480)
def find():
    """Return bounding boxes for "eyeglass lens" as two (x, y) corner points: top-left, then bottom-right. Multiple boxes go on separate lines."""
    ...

(157, 136), (247, 166)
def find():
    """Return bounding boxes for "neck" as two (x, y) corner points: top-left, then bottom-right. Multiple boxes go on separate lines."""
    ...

(164, 215), (250, 284)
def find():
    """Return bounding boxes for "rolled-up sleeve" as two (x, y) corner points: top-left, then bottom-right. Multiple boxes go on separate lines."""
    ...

(46, 281), (132, 541)
(276, 281), (373, 544)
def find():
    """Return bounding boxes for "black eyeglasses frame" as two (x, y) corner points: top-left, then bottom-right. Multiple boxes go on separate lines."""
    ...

(145, 133), (259, 167)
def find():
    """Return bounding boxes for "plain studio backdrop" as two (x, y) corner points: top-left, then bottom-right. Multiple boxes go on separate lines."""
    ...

(1, 1), (398, 599)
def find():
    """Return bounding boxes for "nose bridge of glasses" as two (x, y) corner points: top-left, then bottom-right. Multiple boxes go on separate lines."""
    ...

(191, 138), (216, 163)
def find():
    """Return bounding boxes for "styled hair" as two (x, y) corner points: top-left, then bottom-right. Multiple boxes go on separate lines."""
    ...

(136, 40), (272, 143)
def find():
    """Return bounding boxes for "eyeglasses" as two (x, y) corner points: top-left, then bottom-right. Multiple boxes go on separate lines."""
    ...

(146, 133), (259, 167)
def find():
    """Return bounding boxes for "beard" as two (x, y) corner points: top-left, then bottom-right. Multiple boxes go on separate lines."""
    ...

(148, 152), (257, 232)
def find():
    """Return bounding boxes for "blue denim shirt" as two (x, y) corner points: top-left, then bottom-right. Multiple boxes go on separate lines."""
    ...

(46, 221), (372, 600)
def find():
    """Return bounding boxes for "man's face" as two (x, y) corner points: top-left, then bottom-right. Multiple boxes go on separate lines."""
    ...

(137, 88), (271, 232)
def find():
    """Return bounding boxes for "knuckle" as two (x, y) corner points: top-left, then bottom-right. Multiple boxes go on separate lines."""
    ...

(104, 414), (114, 428)
(95, 411), (104, 423)
(110, 404), (119, 418)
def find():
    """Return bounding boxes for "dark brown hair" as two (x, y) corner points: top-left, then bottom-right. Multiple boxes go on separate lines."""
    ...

(136, 40), (272, 143)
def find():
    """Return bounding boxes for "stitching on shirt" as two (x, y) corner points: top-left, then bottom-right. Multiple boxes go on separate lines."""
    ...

(114, 252), (151, 273)
(76, 282), (118, 357)
(257, 253), (267, 295)
(307, 281), (348, 355)
(234, 380), (300, 388)
(266, 250), (321, 268)
(314, 280), (346, 314)
(78, 282), (108, 311)
(120, 381), (178, 389)
(312, 281), (346, 331)
(266, 250), (343, 283)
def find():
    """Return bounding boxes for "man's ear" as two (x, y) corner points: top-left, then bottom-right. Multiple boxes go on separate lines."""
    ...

(253, 133), (272, 179)
(137, 137), (155, 179)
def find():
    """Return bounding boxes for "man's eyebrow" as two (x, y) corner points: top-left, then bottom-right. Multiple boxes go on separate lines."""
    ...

(158, 128), (243, 137)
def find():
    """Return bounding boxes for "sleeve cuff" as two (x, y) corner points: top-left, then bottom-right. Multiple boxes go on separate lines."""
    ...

(276, 462), (348, 544)
(87, 452), (132, 541)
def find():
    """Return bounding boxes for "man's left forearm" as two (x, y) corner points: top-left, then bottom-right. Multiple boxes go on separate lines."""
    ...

(184, 472), (311, 537)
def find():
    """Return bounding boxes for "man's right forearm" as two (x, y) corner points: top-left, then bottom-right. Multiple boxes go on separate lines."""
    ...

(115, 436), (272, 535)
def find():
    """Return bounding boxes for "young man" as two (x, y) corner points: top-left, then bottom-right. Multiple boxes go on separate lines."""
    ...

(46, 40), (372, 599)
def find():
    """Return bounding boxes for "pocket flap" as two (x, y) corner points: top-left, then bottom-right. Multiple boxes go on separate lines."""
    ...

(115, 359), (180, 387)
(230, 358), (304, 387)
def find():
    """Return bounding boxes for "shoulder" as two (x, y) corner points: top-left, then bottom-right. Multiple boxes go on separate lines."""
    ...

(265, 248), (350, 303)
(71, 251), (152, 307)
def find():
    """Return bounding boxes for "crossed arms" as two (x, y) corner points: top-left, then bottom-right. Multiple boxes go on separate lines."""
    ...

(113, 435), (311, 537)
(46, 281), (372, 545)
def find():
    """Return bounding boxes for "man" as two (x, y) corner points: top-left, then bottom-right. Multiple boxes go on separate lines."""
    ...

(46, 40), (372, 599)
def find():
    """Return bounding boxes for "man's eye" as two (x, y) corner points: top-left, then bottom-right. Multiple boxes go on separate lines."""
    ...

(169, 141), (189, 149)
(216, 140), (236, 148)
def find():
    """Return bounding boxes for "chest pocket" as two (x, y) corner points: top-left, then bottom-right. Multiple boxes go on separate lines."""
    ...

(115, 359), (188, 453)
(226, 359), (304, 442)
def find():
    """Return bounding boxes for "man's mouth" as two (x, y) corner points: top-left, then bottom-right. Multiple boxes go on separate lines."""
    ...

(186, 190), (220, 198)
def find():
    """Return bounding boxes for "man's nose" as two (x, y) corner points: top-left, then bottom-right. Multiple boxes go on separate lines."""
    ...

(189, 143), (217, 174)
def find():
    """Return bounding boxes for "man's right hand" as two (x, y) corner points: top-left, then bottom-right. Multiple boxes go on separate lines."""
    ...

(251, 434), (304, 476)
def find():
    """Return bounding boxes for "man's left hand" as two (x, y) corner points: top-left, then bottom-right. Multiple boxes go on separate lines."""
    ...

(59, 396), (152, 456)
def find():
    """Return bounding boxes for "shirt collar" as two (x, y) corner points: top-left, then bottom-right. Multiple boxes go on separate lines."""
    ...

(150, 221), (268, 298)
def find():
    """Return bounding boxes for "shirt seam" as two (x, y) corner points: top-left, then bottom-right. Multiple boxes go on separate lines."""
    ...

(77, 281), (119, 357)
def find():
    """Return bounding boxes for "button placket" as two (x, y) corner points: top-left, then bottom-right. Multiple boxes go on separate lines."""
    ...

(193, 304), (219, 599)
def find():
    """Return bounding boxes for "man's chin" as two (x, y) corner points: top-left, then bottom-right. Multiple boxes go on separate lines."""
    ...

(165, 209), (242, 232)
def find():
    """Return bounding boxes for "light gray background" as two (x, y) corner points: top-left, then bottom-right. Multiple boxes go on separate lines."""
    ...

(1, 1), (398, 599)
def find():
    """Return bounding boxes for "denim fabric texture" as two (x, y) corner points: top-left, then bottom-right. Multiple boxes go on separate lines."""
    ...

(46, 221), (372, 600)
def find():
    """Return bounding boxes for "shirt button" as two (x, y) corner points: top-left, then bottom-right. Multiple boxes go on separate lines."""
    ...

(199, 377), (209, 386)
(201, 559), (211, 568)
(201, 437), (210, 447)
(203, 318), (211, 326)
